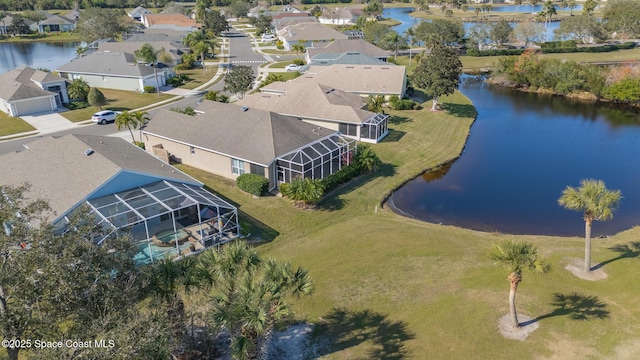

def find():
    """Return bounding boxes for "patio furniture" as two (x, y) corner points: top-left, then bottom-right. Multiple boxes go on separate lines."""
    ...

(152, 229), (190, 247)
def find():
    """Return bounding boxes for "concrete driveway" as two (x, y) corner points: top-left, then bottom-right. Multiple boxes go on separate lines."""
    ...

(20, 111), (83, 135)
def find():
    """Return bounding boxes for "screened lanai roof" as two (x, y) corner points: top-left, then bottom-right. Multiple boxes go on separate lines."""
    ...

(86, 180), (236, 230)
(277, 133), (356, 166)
(364, 113), (388, 126)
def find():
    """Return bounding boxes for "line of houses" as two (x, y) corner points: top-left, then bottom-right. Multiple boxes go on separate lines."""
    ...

(1, 8), (409, 263)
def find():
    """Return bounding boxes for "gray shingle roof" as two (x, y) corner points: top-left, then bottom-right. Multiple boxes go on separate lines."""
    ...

(0, 134), (198, 222)
(279, 22), (348, 42)
(302, 64), (407, 95)
(39, 14), (75, 26)
(237, 81), (374, 125)
(143, 101), (336, 166)
(0, 66), (64, 101)
(307, 39), (390, 60)
(301, 52), (388, 72)
(57, 51), (155, 78)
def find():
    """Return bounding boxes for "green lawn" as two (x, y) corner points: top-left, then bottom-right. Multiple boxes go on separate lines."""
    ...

(268, 61), (299, 69)
(176, 68), (219, 90)
(61, 89), (173, 122)
(178, 90), (640, 359)
(0, 112), (36, 137)
(0, 32), (81, 43)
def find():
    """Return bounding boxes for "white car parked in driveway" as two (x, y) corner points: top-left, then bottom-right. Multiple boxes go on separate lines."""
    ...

(285, 64), (301, 72)
(91, 110), (117, 125)
(261, 34), (275, 42)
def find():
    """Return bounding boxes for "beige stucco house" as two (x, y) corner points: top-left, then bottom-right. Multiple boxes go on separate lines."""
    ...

(237, 81), (389, 143)
(277, 22), (348, 50)
(57, 51), (169, 92)
(302, 64), (407, 98)
(142, 101), (357, 191)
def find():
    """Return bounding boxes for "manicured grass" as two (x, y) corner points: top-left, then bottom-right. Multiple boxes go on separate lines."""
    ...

(0, 112), (36, 136)
(176, 68), (218, 90)
(0, 32), (81, 43)
(460, 47), (640, 71)
(261, 49), (297, 55)
(61, 89), (173, 122)
(178, 90), (640, 359)
(269, 61), (298, 69)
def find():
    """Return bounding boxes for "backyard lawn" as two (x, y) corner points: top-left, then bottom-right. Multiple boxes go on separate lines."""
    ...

(179, 91), (640, 359)
(0, 112), (36, 137)
(61, 89), (173, 122)
(175, 68), (219, 90)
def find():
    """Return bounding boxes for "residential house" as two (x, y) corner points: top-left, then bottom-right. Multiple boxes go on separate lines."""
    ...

(300, 52), (388, 73)
(57, 51), (170, 92)
(142, 101), (357, 191)
(141, 13), (200, 32)
(0, 134), (239, 265)
(277, 22), (348, 50)
(0, 66), (69, 116)
(98, 39), (185, 64)
(128, 6), (152, 21)
(317, 7), (361, 25)
(302, 64), (407, 98)
(343, 29), (364, 39)
(0, 15), (39, 34)
(306, 39), (391, 63)
(273, 16), (318, 33)
(236, 81), (389, 143)
(37, 14), (76, 33)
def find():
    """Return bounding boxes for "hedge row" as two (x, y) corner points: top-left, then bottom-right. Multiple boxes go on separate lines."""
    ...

(466, 42), (635, 57)
(236, 174), (269, 196)
(320, 164), (364, 193)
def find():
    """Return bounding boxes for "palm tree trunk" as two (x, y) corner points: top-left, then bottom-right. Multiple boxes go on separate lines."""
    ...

(201, 53), (206, 74)
(128, 127), (135, 144)
(154, 66), (160, 96)
(508, 275), (519, 328)
(7, 347), (18, 360)
(584, 219), (592, 272)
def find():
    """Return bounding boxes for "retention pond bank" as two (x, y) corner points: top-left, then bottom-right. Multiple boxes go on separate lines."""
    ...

(389, 75), (640, 236)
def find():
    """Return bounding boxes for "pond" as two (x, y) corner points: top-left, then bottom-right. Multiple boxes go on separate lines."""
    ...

(388, 76), (640, 236)
(383, 7), (559, 40)
(0, 41), (79, 74)
(468, 4), (583, 13)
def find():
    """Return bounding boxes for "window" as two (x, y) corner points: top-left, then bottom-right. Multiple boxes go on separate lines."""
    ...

(232, 158), (245, 175)
(190, 146), (195, 155)
(339, 123), (358, 136)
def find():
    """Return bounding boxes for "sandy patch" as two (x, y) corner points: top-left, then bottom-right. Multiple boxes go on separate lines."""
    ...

(564, 258), (608, 281)
(497, 314), (539, 341)
(268, 324), (315, 359)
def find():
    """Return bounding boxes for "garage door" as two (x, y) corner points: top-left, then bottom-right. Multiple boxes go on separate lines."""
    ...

(14, 97), (54, 116)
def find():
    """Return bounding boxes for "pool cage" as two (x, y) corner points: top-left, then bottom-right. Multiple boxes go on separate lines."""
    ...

(275, 133), (357, 184)
(361, 113), (389, 142)
(83, 180), (239, 265)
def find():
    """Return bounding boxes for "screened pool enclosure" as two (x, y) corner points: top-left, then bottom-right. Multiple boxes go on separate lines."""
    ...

(275, 133), (357, 184)
(83, 180), (239, 265)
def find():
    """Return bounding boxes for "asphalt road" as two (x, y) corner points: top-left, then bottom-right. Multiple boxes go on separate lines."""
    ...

(0, 27), (277, 155)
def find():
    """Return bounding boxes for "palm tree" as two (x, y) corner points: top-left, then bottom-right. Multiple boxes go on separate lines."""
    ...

(131, 110), (150, 143)
(530, 0), (540, 13)
(183, 30), (216, 74)
(354, 144), (382, 172)
(292, 42), (305, 59)
(385, 30), (401, 60)
(67, 78), (89, 101)
(491, 240), (551, 328)
(115, 111), (141, 143)
(542, 0), (557, 41)
(404, 27), (416, 65)
(134, 43), (165, 96)
(558, 179), (622, 272)
(255, 259), (313, 360)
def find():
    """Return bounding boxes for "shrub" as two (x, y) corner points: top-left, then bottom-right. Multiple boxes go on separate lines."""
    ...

(144, 86), (156, 93)
(237, 174), (269, 196)
(466, 48), (527, 57)
(169, 106), (196, 115)
(541, 40), (577, 49)
(280, 177), (324, 206)
(292, 58), (305, 65)
(389, 95), (417, 110)
(63, 101), (89, 110)
(134, 141), (146, 150)
(320, 164), (362, 192)
(275, 40), (284, 50)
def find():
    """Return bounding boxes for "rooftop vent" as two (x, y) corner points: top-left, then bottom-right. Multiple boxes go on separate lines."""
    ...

(84, 148), (94, 156)
(241, 106), (249, 112)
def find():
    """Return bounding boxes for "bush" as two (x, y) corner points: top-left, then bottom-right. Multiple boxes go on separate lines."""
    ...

(134, 141), (146, 150)
(236, 174), (269, 196)
(389, 95), (416, 110)
(280, 177), (324, 206)
(143, 86), (156, 93)
(275, 40), (284, 50)
(541, 40), (577, 49)
(170, 106), (196, 115)
(292, 58), (305, 65)
(466, 48), (527, 57)
(63, 101), (89, 110)
(320, 164), (362, 193)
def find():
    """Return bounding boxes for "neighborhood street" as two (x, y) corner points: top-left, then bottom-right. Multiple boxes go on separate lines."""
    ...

(0, 26), (283, 155)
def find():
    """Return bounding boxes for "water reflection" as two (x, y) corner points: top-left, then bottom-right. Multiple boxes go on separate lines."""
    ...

(0, 42), (79, 73)
(389, 77), (640, 236)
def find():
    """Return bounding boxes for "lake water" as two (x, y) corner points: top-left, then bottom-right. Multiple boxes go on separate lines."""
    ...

(468, 4), (583, 13)
(0, 41), (79, 74)
(388, 76), (640, 236)
(384, 7), (559, 40)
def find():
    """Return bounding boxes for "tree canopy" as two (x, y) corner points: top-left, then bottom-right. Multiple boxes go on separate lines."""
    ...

(411, 43), (462, 111)
(414, 18), (465, 46)
(88, 87), (107, 109)
(249, 14), (273, 36)
(603, 0), (640, 38)
(223, 65), (255, 99)
(76, 7), (130, 43)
